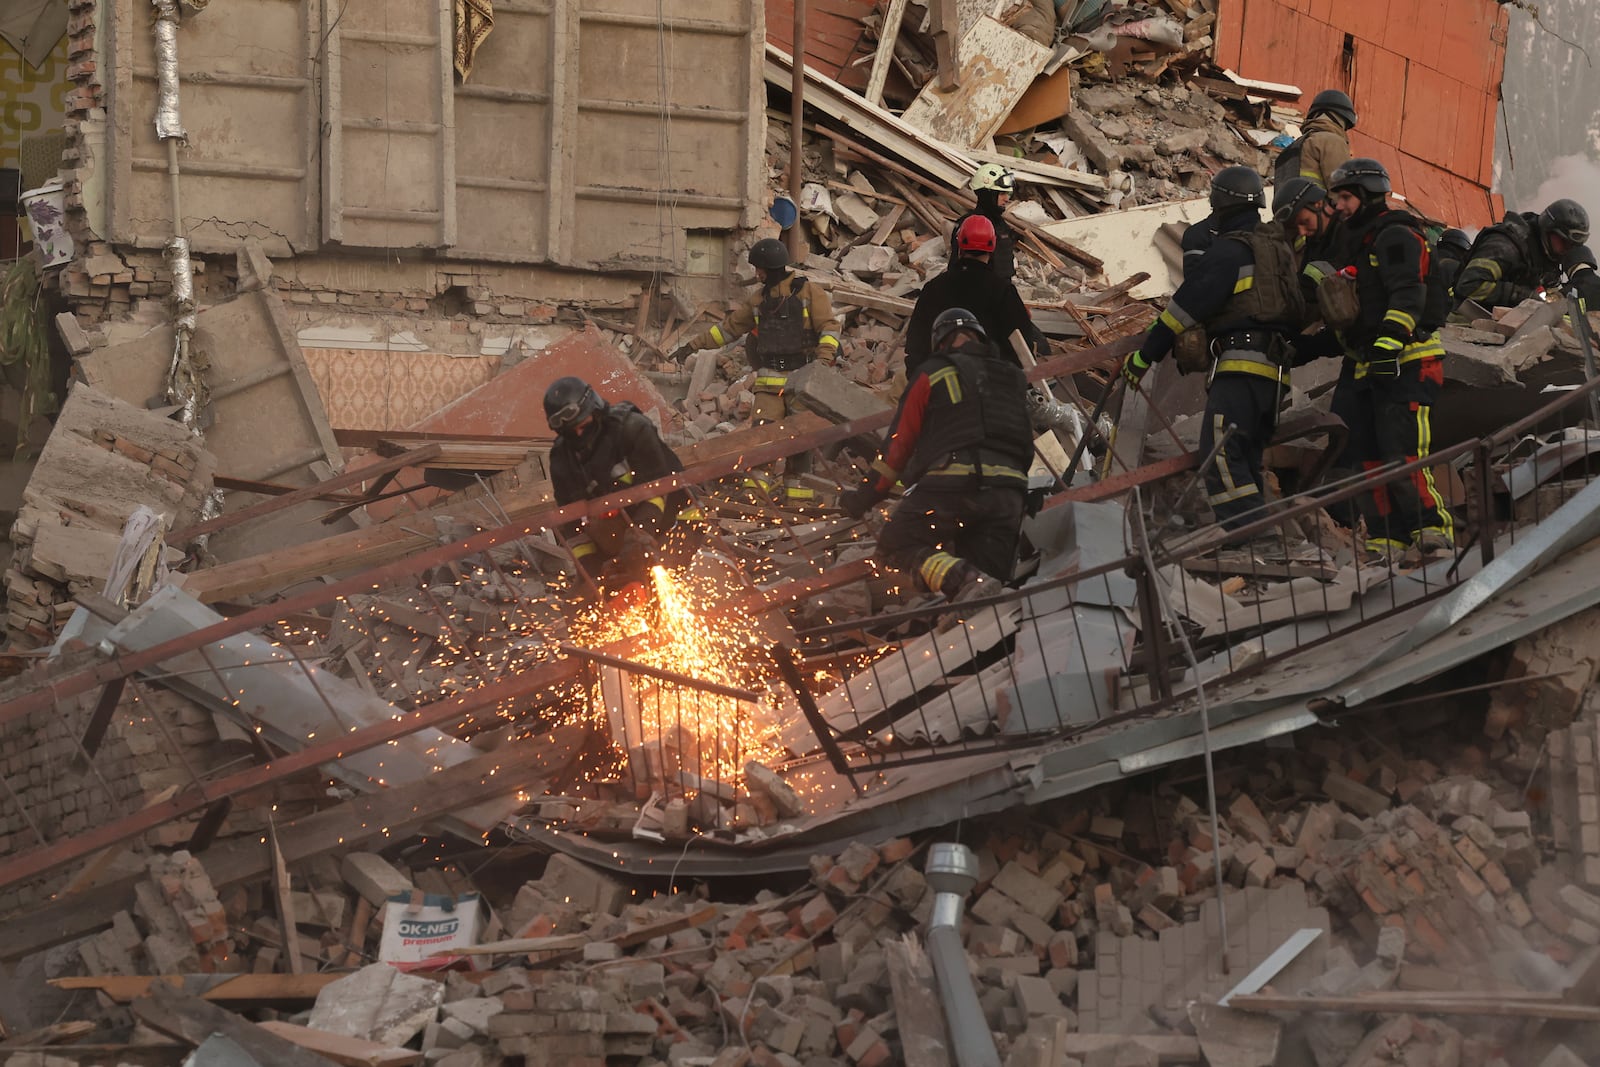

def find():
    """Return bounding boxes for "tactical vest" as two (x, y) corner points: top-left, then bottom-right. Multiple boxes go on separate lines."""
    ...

(1213, 223), (1307, 331)
(1272, 137), (1306, 188)
(907, 345), (1033, 490)
(751, 275), (817, 370)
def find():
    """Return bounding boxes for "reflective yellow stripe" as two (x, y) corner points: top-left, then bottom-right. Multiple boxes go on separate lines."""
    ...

(1413, 401), (1452, 541)
(1162, 300), (1198, 331)
(1299, 167), (1321, 180)
(1383, 309), (1417, 333)
(1158, 309), (1187, 334)
(782, 486), (817, 500)
(920, 551), (960, 592)
(1208, 412), (1259, 504)
(1372, 336), (1403, 352)
(924, 463), (1028, 481)
(1213, 358), (1287, 385)
(1460, 258), (1502, 302)
(754, 376), (789, 389)
(1233, 267), (1255, 295)
(709, 325), (728, 346)
(819, 334), (840, 349)
(646, 495), (667, 513)
(678, 507), (703, 521)
(1398, 338), (1444, 364)
(928, 366), (963, 403)
(572, 541), (598, 558)
(1367, 537), (1407, 553)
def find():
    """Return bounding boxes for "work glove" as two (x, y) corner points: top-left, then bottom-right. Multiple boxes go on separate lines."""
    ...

(1121, 349), (1150, 387)
(613, 525), (657, 579)
(838, 483), (883, 520)
(668, 343), (697, 364)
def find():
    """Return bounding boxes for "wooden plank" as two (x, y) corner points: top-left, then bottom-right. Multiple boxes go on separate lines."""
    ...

(885, 935), (953, 1067)
(54, 973), (342, 1005)
(1, 737), (583, 963)
(527, 904), (720, 968)
(901, 17), (1051, 150)
(255, 1022), (421, 1067)
(132, 982), (348, 1066)
(1227, 992), (1600, 1021)
(334, 428), (550, 449)
(864, 0), (909, 105)
(0, 1021), (95, 1050)
(267, 816), (305, 976)
(170, 445), (442, 544)
(996, 66), (1073, 135)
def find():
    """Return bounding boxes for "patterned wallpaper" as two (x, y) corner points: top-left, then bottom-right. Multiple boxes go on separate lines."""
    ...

(1, 32), (69, 174)
(301, 348), (502, 432)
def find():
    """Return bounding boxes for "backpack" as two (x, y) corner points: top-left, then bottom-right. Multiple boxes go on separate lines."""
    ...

(1273, 138), (1306, 188)
(1220, 223), (1308, 328)
(1361, 211), (1454, 336)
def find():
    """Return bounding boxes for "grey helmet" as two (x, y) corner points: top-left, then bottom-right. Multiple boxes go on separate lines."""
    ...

(1209, 166), (1266, 213)
(544, 376), (603, 434)
(1308, 88), (1358, 129)
(1272, 177), (1327, 223)
(1539, 198), (1591, 255)
(1328, 157), (1391, 200)
(748, 238), (790, 271)
(931, 307), (987, 350)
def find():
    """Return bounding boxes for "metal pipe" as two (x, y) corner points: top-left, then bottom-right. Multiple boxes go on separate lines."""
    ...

(924, 842), (1001, 1067)
(787, 0), (806, 261)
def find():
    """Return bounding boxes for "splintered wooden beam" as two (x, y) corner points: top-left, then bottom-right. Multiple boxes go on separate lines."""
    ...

(53, 973), (342, 1005)
(864, 0), (908, 105)
(1227, 992), (1600, 1021)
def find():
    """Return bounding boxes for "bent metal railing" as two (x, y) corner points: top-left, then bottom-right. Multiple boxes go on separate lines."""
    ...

(785, 370), (1600, 771)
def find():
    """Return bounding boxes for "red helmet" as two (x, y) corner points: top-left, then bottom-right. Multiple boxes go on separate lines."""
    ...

(955, 215), (997, 255)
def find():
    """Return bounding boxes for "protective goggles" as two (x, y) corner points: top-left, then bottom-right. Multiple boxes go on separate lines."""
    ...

(547, 391), (596, 432)
(1273, 186), (1326, 224)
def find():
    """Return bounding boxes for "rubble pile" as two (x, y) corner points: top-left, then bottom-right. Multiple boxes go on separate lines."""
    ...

(5, 384), (215, 649)
(8, 709), (1597, 1067)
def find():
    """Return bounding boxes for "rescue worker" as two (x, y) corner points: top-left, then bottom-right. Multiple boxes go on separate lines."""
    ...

(1452, 199), (1600, 310)
(952, 163), (1020, 282)
(671, 238), (842, 503)
(1272, 177), (1340, 261)
(1433, 228), (1472, 301)
(545, 377), (687, 591)
(904, 215), (1045, 375)
(1273, 89), (1357, 189)
(1317, 157), (1454, 557)
(1121, 167), (1307, 538)
(839, 308), (1032, 602)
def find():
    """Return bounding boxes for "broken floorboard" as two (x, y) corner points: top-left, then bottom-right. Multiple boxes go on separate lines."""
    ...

(1227, 991), (1600, 1021)
(132, 982), (350, 1066)
(55, 973), (341, 1005)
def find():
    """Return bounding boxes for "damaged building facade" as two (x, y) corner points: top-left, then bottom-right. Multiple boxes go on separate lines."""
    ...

(5, 0), (1600, 1065)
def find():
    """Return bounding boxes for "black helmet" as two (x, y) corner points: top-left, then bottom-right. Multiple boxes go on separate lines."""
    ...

(1209, 166), (1265, 213)
(1328, 157), (1391, 199)
(749, 238), (790, 271)
(931, 307), (986, 350)
(1272, 177), (1327, 223)
(1308, 88), (1358, 129)
(1437, 228), (1472, 256)
(544, 376), (603, 434)
(1539, 198), (1591, 254)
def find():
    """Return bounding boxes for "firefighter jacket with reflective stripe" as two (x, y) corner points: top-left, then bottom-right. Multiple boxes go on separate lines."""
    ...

(1454, 211), (1600, 309)
(870, 341), (1033, 494)
(683, 272), (841, 370)
(1271, 113), (1351, 190)
(904, 257), (1044, 374)
(1339, 207), (1440, 365)
(1141, 211), (1303, 384)
(550, 402), (686, 543)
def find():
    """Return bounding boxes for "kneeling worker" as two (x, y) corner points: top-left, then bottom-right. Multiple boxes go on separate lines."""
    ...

(840, 308), (1032, 602)
(671, 238), (842, 504)
(545, 376), (686, 591)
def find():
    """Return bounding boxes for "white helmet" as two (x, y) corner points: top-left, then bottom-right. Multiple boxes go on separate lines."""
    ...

(970, 163), (1015, 194)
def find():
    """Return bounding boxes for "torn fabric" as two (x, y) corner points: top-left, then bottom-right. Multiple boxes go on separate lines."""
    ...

(454, 0), (494, 81)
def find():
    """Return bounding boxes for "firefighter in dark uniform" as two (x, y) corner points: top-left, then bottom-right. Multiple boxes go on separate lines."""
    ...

(672, 238), (842, 503)
(1316, 158), (1453, 556)
(1122, 167), (1306, 537)
(951, 163), (1020, 283)
(1433, 228), (1472, 305)
(545, 377), (687, 590)
(1453, 199), (1600, 311)
(840, 308), (1032, 602)
(904, 215), (1046, 375)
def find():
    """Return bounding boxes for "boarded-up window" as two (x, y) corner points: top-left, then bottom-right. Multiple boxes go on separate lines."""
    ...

(104, 0), (761, 269)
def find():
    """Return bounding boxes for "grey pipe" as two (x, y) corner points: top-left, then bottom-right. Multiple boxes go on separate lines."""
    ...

(152, 0), (185, 141)
(924, 842), (1001, 1067)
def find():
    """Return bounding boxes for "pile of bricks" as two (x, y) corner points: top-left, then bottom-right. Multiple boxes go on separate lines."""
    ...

(5, 383), (214, 648)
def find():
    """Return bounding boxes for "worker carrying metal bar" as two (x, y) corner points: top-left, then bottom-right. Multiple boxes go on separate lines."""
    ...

(904, 214), (1047, 376)
(951, 162), (1021, 283)
(671, 238), (842, 505)
(545, 376), (688, 592)
(1452, 198), (1600, 312)
(1122, 167), (1308, 543)
(1296, 158), (1454, 560)
(839, 308), (1032, 602)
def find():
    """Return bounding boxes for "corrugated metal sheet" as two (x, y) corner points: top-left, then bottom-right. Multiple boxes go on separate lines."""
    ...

(1222, 0), (1509, 227)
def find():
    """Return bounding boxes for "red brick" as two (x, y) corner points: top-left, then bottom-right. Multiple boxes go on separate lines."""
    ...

(798, 895), (836, 937)
(876, 837), (914, 864)
(1480, 861), (1512, 897)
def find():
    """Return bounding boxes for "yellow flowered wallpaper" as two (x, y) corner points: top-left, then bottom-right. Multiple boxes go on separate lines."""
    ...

(1, 33), (69, 174)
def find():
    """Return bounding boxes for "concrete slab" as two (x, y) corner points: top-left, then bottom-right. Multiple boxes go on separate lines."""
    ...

(307, 962), (444, 1048)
